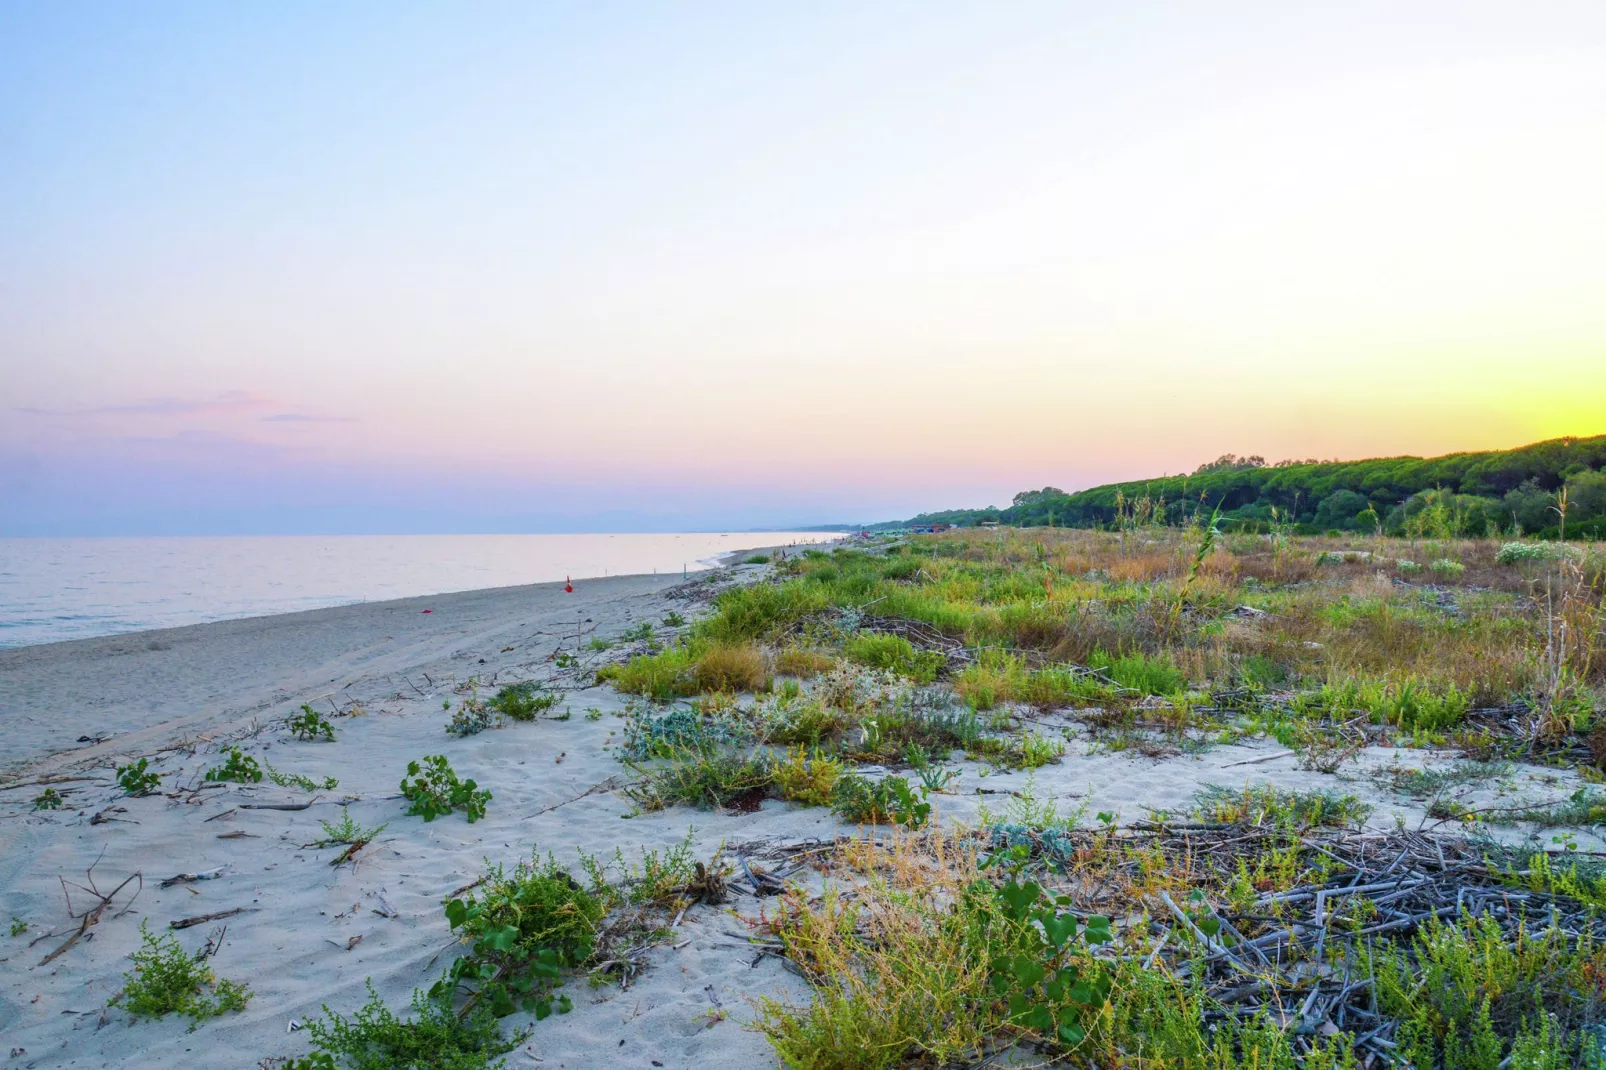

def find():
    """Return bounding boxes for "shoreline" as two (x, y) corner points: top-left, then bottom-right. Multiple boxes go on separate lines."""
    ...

(0, 532), (844, 653)
(0, 538), (831, 776)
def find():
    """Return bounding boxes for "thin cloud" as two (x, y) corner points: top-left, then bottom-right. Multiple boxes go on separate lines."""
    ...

(15, 391), (274, 417)
(261, 413), (357, 423)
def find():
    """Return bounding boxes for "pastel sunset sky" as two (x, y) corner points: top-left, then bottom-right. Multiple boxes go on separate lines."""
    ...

(3, 2), (1604, 534)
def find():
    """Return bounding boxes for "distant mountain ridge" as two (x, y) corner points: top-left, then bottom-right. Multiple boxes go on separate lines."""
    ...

(873, 434), (1606, 538)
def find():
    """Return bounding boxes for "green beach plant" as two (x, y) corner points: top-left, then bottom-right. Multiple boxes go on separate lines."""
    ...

(116, 758), (163, 796)
(400, 755), (491, 822)
(287, 705), (337, 741)
(205, 747), (263, 783)
(111, 920), (251, 1026)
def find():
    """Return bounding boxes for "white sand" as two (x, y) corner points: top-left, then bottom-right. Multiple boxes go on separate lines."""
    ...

(1, 551), (1595, 1069)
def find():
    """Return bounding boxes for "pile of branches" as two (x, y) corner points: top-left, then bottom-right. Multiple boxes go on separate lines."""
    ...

(1002, 821), (1605, 1064)
(735, 824), (1604, 1066)
(856, 614), (976, 671)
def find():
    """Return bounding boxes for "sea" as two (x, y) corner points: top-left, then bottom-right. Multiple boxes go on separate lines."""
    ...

(0, 532), (840, 649)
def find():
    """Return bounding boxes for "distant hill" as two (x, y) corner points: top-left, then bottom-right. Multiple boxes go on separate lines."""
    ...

(875, 434), (1606, 539)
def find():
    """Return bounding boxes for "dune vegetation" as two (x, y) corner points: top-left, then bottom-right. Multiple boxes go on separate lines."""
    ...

(595, 517), (1606, 1068)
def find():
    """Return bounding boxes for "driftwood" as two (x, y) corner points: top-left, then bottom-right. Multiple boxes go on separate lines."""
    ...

(170, 907), (256, 930)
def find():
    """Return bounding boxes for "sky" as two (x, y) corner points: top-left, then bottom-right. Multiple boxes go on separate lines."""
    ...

(3, 1), (1605, 535)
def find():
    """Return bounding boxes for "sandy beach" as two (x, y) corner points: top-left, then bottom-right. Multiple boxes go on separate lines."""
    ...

(1, 548), (1595, 1069)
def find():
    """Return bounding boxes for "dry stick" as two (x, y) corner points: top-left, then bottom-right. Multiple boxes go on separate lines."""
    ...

(0, 775), (106, 792)
(39, 851), (143, 967)
(240, 799), (319, 811)
(203, 808), (237, 822)
(1220, 750), (1297, 768)
(171, 907), (257, 930)
(330, 838), (372, 866)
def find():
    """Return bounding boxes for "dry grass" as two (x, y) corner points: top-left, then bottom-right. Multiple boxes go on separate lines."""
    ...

(691, 642), (770, 694)
(774, 646), (835, 678)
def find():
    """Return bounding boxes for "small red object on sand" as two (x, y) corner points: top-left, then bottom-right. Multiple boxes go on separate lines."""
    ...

(564, 576), (573, 594)
(422, 609), (433, 614)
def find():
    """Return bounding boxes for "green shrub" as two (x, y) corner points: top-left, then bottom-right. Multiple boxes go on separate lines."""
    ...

(773, 746), (845, 807)
(1004, 730), (1066, 770)
(596, 645), (698, 701)
(625, 747), (773, 811)
(287, 705), (336, 741)
(981, 845), (1113, 1048)
(1088, 650), (1185, 695)
(1372, 912), (1604, 1069)
(488, 682), (560, 721)
(111, 920), (251, 1026)
(446, 697), (497, 736)
(1385, 680), (1470, 732)
(831, 774), (930, 828)
(1429, 558), (1466, 578)
(204, 747), (263, 784)
(116, 758), (163, 796)
(1497, 541), (1562, 564)
(33, 787), (64, 810)
(433, 851), (602, 1019)
(1194, 784), (1371, 830)
(300, 981), (521, 1070)
(744, 553), (772, 565)
(401, 755), (491, 822)
(843, 633), (944, 684)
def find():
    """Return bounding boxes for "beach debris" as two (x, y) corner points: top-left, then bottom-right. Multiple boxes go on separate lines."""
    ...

(39, 850), (142, 967)
(159, 865), (228, 889)
(170, 907), (255, 930)
(89, 805), (129, 825)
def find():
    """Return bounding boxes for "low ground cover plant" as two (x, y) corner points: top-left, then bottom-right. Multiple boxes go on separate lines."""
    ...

(290, 982), (518, 1070)
(488, 681), (560, 721)
(204, 746), (263, 783)
(401, 755), (491, 822)
(111, 921), (251, 1027)
(287, 705), (337, 741)
(433, 851), (602, 1019)
(265, 762), (338, 792)
(116, 757), (163, 796)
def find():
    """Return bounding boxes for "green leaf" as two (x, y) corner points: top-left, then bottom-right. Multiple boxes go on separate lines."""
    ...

(1039, 912), (1078, 949)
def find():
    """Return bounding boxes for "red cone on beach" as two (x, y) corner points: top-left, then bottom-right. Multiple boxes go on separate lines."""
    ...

(564, 576), (573, 593)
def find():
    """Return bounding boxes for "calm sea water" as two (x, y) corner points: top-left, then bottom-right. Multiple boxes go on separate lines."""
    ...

(0, 532), (839, 649)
